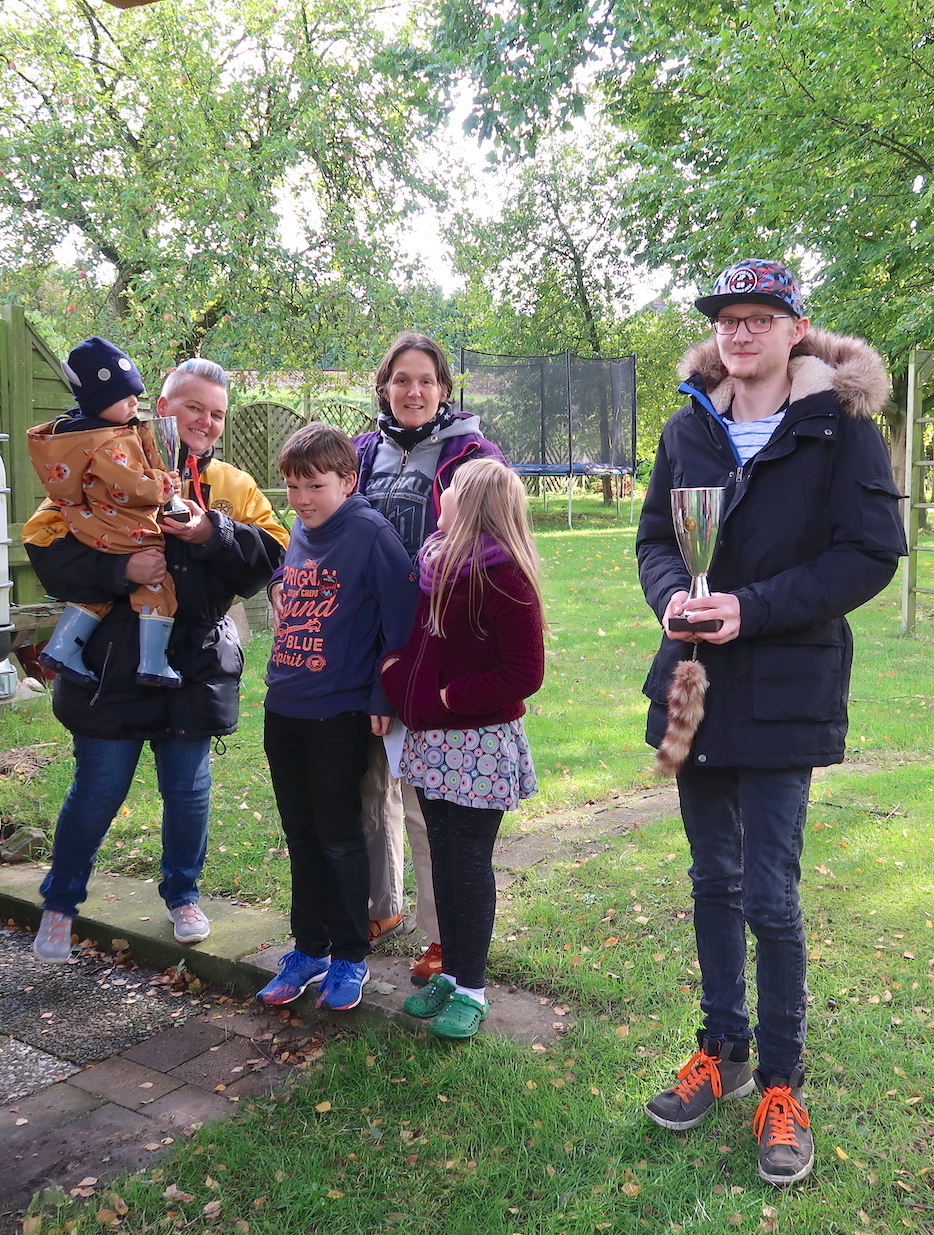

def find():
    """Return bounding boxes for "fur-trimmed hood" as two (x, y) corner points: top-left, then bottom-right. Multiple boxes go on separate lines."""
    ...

(678, 327), (890, 420)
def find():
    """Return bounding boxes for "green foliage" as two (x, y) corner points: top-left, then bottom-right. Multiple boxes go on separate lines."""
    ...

(440, 0), (934, 384)
(0, 0), (452, 373)
(447, 134), (633, 358)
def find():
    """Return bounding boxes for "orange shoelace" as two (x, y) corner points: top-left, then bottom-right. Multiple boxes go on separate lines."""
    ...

(671, 1049), (723, 1099)
(46, 913), (72, 945)
(753, 1084), (810, 1148)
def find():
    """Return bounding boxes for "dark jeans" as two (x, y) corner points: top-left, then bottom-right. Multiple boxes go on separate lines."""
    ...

(41, 735), (211, 917)
(676, 763), (812, 1079)
(417, 791), (504, 990)
(264, 709), (371, 963)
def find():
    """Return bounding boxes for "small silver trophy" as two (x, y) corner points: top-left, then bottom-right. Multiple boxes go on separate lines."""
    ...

(148, 415), (191, 523)
(667, 487), (724, 633)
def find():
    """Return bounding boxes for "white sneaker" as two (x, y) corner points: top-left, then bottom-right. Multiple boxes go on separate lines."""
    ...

(33, 910), (75, 963)
(168, 903), (210, 944)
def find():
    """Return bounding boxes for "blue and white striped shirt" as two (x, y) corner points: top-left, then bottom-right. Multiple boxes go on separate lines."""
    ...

(726, 410), (786, 465)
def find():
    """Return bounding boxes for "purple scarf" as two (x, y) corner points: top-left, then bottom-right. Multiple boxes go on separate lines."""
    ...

(417, 531), (511, 595)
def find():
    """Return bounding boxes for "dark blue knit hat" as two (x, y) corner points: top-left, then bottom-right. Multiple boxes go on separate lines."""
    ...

(61, 337), (144, 417)
(695, 259), (805, 319)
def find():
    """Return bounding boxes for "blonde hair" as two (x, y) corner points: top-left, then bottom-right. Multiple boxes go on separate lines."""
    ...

(424, 458), (544, 636)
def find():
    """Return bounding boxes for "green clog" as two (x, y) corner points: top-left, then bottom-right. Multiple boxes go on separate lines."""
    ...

(403, 974), (455, 1019)
(428, 992), (489, 1039)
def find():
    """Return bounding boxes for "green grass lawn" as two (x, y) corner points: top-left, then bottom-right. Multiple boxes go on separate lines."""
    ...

(5, 495), (934, 1233)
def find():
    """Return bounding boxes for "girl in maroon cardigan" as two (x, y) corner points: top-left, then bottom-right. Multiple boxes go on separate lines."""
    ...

(381, 458), (545, 1039)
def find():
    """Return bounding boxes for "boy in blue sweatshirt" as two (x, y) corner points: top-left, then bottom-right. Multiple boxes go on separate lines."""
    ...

(259, 424), (417, 1010)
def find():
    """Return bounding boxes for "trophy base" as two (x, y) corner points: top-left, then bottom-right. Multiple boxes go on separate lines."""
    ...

(158, 503), (191, 524)
(668, 616), (723, 633)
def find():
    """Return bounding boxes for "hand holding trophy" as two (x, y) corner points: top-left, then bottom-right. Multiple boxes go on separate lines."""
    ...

(140, 414), (191, 523)
(667, 487), (724, 633)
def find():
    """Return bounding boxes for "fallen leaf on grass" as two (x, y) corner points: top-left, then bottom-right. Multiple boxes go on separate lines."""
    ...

(834, 1146), (849, 1160)
(620, 1181), (640, 1197)
(202, 1200), (222, 1218)
(315, 1101), (332, 1112)
(615, 1025), (630, 1038)
(163, 1185), (194, 1202)
(368, 981), (396, 995)
(205, 1176), (220, 1189)
(326, 1190), (344, 1199)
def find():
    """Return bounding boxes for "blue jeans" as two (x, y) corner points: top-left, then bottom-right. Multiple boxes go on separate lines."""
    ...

(40, 735), (212, 917)
(676, 764), (811, 1079)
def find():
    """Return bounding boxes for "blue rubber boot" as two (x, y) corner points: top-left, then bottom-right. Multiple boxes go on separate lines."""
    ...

(137, 613), (182, 688)
(39, 603), (100, 684)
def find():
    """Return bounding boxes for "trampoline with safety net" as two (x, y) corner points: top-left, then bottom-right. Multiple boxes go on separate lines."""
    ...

(458, 350), (637, 526)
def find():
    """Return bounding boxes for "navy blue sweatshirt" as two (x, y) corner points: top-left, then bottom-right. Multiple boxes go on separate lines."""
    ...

(264, 494), (417, 720)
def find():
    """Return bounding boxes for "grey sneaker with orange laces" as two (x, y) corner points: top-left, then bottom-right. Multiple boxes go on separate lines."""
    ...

(645, 1032), (755, 1131)
(753, 1067), (814, 1186)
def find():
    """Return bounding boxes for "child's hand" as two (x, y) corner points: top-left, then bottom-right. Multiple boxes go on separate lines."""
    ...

(168, 469), (182, 496)
(269, 582), (284, 630)
(370, 715), (392, 736)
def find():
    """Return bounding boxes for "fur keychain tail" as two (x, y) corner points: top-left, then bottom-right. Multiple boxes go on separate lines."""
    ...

(655, 657), (709, 777)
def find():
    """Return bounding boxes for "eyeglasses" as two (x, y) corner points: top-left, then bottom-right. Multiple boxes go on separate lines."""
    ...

(712, 314), (792, 335)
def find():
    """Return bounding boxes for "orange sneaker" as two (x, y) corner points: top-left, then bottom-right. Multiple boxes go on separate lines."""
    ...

(368, 914), (407, 945)
(409, 940), (443, 986)
(753, 1067), (814, 1186)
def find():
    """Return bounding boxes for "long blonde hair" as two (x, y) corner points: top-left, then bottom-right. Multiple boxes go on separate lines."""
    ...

(423, 458), (544, 635)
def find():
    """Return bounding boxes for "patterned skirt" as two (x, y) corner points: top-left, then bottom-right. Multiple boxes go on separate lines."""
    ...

(400, 719), (538, 811)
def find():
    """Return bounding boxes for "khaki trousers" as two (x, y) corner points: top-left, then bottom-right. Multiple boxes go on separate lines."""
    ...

(361, 734), (439, 943)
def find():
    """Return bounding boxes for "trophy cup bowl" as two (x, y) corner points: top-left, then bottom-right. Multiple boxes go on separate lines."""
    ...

(667, 487), (724, 633)
(149, 415), (191, 523)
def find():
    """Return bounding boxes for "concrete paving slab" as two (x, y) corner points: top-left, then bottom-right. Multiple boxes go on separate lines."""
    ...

(141, 1082), (235, 1129)
(239, 946), (569, 1046)
(6, 1101), (158, 1214)
(223, 1059), (291, 1100)
(168, 1036), (280, 1092)
(67, 1055), (184, 1108)
(0, 1080), (100, 1143)
(0, 865), (290, 994)
(121, 1020), (229, 1071)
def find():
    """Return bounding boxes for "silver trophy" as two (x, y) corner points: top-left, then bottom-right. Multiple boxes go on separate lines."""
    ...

(667, 487), (724, 633)
(148, 415), (191, 523)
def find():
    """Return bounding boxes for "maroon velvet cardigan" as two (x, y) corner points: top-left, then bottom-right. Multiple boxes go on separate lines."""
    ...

(381, 561), (545, 731)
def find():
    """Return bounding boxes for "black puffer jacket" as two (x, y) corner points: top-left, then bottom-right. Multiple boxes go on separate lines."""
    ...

(637, 328), (906, 769)
(26, 512), (282, 741)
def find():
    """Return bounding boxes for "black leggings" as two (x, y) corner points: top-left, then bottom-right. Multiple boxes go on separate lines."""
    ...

(417, 791), (504, 989)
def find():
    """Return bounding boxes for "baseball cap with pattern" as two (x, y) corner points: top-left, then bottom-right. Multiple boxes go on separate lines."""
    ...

(695, 259), (805, 319)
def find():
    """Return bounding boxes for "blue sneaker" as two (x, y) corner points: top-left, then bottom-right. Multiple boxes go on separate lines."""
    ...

(316, 959), (370, 1010)
(256, 949), (330, 1006)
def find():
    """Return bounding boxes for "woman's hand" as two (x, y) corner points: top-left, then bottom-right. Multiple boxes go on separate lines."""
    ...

(125, 548), (167, 587)
(161, 500), (213, 545)
(370, 715), (392, 736)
